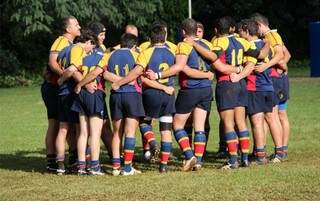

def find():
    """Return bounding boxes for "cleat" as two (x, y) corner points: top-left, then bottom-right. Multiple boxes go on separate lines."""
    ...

(112, 169), (121, 176)
(89, 168), (105, 176)
(56, 161), (65, 175)
(250, 157), (268, 165)
(159, 166), (168, 174)
(215, 151), (228, 159)
(46, 163), (58, 173)
(77, 169), (87, 175)
(220, 162), (239, 170)
(121, 167), (142, 176)
(143, 150), (151, 161)
(169, 153), (178, 161)
(269, 154), (283, 163)
(150, 146), (160, 163)
(241, 160), (250, 167)
(193, 162), (203, 171)
(182, 156), (197, 171)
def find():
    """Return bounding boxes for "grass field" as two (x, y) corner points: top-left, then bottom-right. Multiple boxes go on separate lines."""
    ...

(0, 65), (320, 201)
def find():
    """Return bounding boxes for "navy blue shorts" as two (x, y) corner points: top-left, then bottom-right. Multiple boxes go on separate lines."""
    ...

(109, 92), (145, 120)
(142, 88), (176, 118)
(272, 75), (289, 105)
(215, 79), (248, 111)
(71, 89), (107, 119)
(175, 86), (213, 114)
(58, 93), (79, 123)
(247, 91), (273, 115)
(41, 81), (59, 119)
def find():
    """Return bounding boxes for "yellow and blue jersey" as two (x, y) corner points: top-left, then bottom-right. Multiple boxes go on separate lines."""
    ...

(139, 40), (177, 53)
(176, 38), (213, 89)
(58, 44), (87, 96)
(264, 29), (284, 78)
(136, 45), (175, 87)
(247, 39), (273, 92)
(112, 44), (141, 54)
(47, 36), (73, 85)
(101, 48), (140, 93)
(212, 35), (257, 82)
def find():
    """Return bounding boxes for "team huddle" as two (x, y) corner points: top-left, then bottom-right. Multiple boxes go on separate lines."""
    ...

(41, 13), (291, 176)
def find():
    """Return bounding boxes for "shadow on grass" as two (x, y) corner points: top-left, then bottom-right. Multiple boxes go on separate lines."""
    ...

(0, 147), (227, 173)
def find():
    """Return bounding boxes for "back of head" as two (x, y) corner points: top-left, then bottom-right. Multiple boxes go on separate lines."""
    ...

(150, 22), (167, 44)
(251, 13), (269, 26)
(75, 29), (98, 46)
(62, 16), (77, 33)
(215, 16), (232, 35)
(120, 33), (138, 49)
(181, 18), (197, 36)
(238, 19), (259, 37)
(87, 21), (106, 37)
(125, 24), (138, 37)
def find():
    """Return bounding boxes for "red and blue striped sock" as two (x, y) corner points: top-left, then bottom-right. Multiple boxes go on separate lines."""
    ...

(90, 160), (100, 171)
(194, 131), (206, 162)
(78, 160), (86, 170)
(184, 125), (193, 147)
(160, 141), (172, 170)
(123, 137), (135, 172)
(255, 147), (266, 161)
(238, 130), (250, 161)
(112, 158), (121, 170)
(225, 131), (238, 164)
(174, 129), (194, 160)
(140, 124), (157, 149)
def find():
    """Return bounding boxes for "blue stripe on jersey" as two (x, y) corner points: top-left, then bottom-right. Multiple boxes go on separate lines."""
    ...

(108, 48), (138, 93)
(179, 40), (212, 89)
(225, 36), (244, 66)
(83, 49), (105, 87)
(253, 40), (274, 92)
(148, 47), (175, 86)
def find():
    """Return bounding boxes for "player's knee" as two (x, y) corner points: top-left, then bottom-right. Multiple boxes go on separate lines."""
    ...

(160, 115), (173, 131)
(140, 116), (152, 126)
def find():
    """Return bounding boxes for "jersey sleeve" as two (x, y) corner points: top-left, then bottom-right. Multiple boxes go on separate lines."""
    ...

(212, 37), (229, 57)
(50, 36), (70, 53)
(266, 31), (284, 47)
(176, 42), (193, 56)
(243, 41), (258, 65)
(139, 41), (151, 51)
(201, 39), (214, 51)
(237, 37), (260, 58)
(97, 53), (110, 70)
(70, 45), (85, 69)
(136, 48), (154, 69)
(165, 41), (177, 53)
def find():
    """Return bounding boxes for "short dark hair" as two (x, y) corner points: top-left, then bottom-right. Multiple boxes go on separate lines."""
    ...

(215, 16), (232, 35)
(181, 18), (197, 36)
(251, 13), (269, 26)
(238, 19), (259, 36)
(120, 33), (138, 48)
(196, 22), (204, 31)
(62, 16), (77, 33)
(75, 29), (98, 46)
(87, 21), (106, 36)
(150, 23), (167, 44)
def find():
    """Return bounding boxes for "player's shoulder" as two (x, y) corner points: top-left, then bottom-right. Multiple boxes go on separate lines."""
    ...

(50, 35), (71, 52)
(212, 36), (229, 50)
(139, 41), (151, 51)
(199, 38), (214, 49)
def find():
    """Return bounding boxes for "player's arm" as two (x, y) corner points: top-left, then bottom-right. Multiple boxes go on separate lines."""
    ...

(257, 40), (271, 59)
(57, 65), (78, 85)
(111, 65), (144, 90)
(182, 66), (213, 80)
(255, 45), (284, 73)
(230, 61), (255, 83)
(212, 59), (237, 74)
(48, 53), (64, 75)
(103, 71), (122, 83)
(140, 76), (174, 95)
(184, 37), (218, 62)
(74, 67), (104, 94)
(151, 54), (187, 80)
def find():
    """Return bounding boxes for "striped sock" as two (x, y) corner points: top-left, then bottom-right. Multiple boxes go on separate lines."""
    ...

(225, 131), (238, 164)
(56, 155), (64, 162)
(194, 131), (206, 162)
(275, 146), (284, 159)
(90, 160), (100, 171)
(78, 160), (86, 170)
(160, 141), (172, 170)
(238, 130), (250, 161)
(174, 129), (194, 160)
(255, 147), (266, 161)
(123, 137), (135, 172)
(112, 158), (121, 170)
(184, 125), (193, 147)
(282, 145), (288, 156)
(140, 124), (157, 149)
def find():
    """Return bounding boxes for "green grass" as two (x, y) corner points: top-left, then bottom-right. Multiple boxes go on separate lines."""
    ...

(1, 67), (320, 201)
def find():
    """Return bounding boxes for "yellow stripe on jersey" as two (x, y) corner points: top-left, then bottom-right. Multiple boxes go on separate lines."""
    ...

(100, 44), (107, 53)
(130, 49), (139, 61)
(176, 41), (193, 56)
(139, 40), (177, 53)
(265, 30), (284, 47)
(50, 36), (71, 53)
(70, 45), (86, 69)
(243, 41), (258, 64)
(199, 38), (214, 51)
(97, 53), (110, 70)
(136, 47), (155, 69)
(139, 41), (151, 51)
(210, 36), (217, 44)
(211, 37), (229, 52)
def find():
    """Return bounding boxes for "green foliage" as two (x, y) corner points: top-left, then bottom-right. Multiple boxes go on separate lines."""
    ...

(0, 46), (20, 76)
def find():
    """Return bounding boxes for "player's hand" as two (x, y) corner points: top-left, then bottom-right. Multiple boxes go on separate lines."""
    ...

(254, 63), (267, 73)
(278, 60), (288, 72)
(145, 69), (157, 80)
(57, 77), (63, 86)
(111, 82), (120, 91)
(206, 71), (214, 81)
(230, 73), (241, 82)
(163, 86), (175, 95)
(74, 84), (81, 94)
(85, 82), (97, 94)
